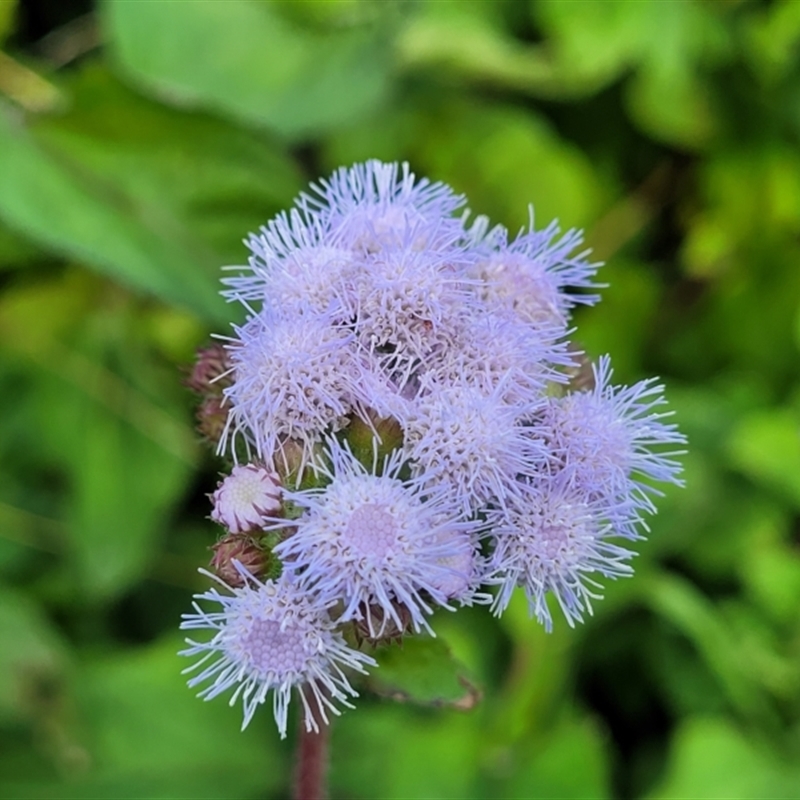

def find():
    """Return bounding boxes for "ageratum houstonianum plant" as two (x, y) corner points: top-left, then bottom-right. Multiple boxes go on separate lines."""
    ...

(181, 161), (685, 788)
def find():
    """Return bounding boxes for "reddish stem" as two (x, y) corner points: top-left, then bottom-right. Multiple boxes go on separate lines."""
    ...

(293, 693), (330, 800)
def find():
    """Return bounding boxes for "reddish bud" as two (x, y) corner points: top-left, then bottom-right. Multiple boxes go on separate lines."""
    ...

(210, 533), (272, 586)
(195, 395), (228, 447)
(186, 343), (232, 396)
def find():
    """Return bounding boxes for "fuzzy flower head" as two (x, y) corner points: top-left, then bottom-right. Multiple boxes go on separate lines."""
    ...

(488, 480), (636, 631)
(429, 310), (575, 405)
(221, 308), (367, 463)
(534, 356), (686, 517)
(352, 245), (476, 379)
(224, 211), (358, 319)
(402, 382), (543, 515)
(181, 566), (375, 738)
(300, 160), (467, 253)
(274, 440), (482, 636)
(470, 218), (601, 329)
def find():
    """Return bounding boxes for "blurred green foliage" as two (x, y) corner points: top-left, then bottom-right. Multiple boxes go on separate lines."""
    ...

(1, 0), (799, 797)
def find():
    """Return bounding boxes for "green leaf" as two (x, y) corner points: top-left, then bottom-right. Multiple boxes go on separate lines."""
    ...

(741, 525), (800, 626)
(368, 636), (481, 709)
(104, 0), (394, 139)
(0, 271), (199, 599)
(743, 0), (800, 84)
(325, 97), (606, 230)
(332, 702), (484, 799)
(534, 0), (729, 147)
(0, 103), (224, 322)
(573, 258), (660, 377)
(622, 1), (728, 148)
(647, 717), (800, 799)
(0, 585), (67, 724)
(0, 222), (41, 270)
(0, 64), (304, 323)
(642, 573), (765, 722)
(725, 407), (800, 509)
(2, 636), (287, 799)
(0, 0), (15, 43)
(499, 714), (611, 800)
(489, 590), (574, 745)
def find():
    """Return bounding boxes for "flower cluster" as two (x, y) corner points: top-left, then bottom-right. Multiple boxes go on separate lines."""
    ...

(182, 160), (685, 736)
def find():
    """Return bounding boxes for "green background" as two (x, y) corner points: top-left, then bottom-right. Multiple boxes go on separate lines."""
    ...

(1, 1), (800, 797)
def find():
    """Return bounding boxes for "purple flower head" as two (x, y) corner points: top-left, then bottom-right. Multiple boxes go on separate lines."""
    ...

(299, 160), (467, 253)
(224, 209), (364, 324)
(487, 478), (636, 631)
(273, 439), (483, 636)
(221, 208), (335, 307)
(470, 215), (602, 329)
(429, 309), (575, 405)
(220, 306), (368, 465)
(351, 244), (477, 381)
(180, 565), (375, 738)
(534, 356), (686, 520)
(402, 381), (544, 515)
(187, 158), (687, 728)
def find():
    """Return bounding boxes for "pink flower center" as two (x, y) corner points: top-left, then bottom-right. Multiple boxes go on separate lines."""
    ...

(345, 504), (398, 558)
(240, 618), (308, 674)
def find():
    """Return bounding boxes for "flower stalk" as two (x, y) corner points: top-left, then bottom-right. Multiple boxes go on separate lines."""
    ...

(293, 689), (330, 800)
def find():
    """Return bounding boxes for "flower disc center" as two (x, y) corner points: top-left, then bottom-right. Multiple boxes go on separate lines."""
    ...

(239, 618), (308, 675)
(345, 504), (399, 558)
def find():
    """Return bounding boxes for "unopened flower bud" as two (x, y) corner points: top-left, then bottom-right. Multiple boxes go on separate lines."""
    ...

(345, 411), (404, 462)
(565, 346), (595, 393)
(273, 438), (326, 489)
(186, 343), (232, 396)
(209, 533), (276, 586)
(210, 464), (282, 533)
(354, 601), (413, 646)
(196, 395), (228, 447)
